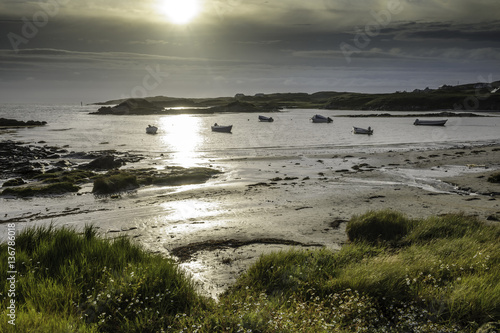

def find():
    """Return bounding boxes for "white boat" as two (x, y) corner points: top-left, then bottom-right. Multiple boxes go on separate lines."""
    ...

(211, 123), (232, 133)
(414, 119), (447, 126)
(146, 125), (158, 134)
(352, 126), (373, 135)
(311, 114), (333, 123)
(258, 115), (274, 122)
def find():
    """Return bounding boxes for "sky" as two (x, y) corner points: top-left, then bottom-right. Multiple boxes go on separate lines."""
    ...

(0, 0), (499, 104)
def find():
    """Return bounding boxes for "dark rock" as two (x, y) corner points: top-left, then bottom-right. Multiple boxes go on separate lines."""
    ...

(0, 118), (47, 127)
(81, 155), (122, 170)
(3, 178), (26, 187)
(92, 98), (162, 115)
(55, 160), (73, 167)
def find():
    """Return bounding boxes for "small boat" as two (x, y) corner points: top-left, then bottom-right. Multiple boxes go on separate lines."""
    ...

(352, 126), (373, 135)
(258, 115), (274, 122)
(414, 119), (447, 126)
(311, 114), (333, 123)
(146, 125), (158, 134)
(211, 123), (232, 133)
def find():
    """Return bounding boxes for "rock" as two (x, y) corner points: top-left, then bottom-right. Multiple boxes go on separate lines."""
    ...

(82, 155), (122, 170)
(92, 98), (162, 115)
(0, 118), (47, 127)
(3, 178), (26, 187)
(15, 164), (36, 175)
(55, 160), (73, 167)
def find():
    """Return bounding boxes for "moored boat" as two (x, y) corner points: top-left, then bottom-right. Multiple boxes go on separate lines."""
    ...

(146, 125), (158, 134)
(352, 126), (373, 135)
(311, 114), (333, 123)
(258, 115), (274, 122)
(211, 123), (233, 133)
(414, 119), (447, 126)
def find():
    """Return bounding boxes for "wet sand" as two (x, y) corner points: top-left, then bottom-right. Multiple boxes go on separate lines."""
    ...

(1, 143), (499, 300)
(154, 144), (500, 299)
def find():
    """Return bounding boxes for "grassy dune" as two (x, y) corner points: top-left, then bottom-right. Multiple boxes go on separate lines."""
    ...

(1, 210), (499, 332)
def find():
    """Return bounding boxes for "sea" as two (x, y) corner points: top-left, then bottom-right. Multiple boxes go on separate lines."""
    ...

(1, 103), (500, 248)
(2, 104), (500, 164)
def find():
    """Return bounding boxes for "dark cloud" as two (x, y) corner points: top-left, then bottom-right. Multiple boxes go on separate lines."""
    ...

(0, 0), (499, 103)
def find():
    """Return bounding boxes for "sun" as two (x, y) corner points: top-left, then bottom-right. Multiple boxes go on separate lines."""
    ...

(156, 0), (200, 25)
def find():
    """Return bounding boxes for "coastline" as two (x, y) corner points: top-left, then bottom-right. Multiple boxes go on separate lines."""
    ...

(155, 143), (500, 298)
(1, 141), (499, 300)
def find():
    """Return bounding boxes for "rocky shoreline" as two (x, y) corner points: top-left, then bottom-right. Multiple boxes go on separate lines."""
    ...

(0, 140), (143, 179)
(341, 111), (490, 118)
(0, 118), (47, 128)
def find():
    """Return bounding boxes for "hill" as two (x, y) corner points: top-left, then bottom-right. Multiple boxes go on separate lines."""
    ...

(91, 81), (500, 114)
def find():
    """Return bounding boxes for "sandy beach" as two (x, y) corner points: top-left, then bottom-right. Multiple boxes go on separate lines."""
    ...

(1, 138), (499, 300)
(138, 143), (500, 299)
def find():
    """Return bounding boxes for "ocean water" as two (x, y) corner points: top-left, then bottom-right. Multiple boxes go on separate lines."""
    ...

(1, 104), (499, 168)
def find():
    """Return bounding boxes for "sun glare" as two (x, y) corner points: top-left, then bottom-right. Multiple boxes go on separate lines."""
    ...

(157, 0), (200, 24)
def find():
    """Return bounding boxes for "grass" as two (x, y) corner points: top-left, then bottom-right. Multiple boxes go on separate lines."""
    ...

(1, 210), (498, 332)
(0, 225), (206, 333)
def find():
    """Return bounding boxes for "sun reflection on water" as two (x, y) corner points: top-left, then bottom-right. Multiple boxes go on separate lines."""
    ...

(159, 115), (204, 167)
(159, 200), (225, 228)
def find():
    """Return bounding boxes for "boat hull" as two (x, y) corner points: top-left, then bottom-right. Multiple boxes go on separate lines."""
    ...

(258, 116), (274, 122)
(211, 125), (233, 133)
(146, 126), (158, 134)
(414, 119), (447, 126)
(311, 114), (333, 123)
(352, 126), (373, 135)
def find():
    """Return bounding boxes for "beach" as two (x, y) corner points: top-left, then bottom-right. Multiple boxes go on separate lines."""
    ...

(137, 143), (500, 299)
(1, 106), (500, 300)
(1, 140), (499, 299)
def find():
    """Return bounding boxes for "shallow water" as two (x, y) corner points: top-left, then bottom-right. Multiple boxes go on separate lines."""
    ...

(2, 104), (499, 168)
(1, 104), (499, 243)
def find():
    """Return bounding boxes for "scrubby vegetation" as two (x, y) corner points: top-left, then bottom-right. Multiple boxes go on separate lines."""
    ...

(92, 167), (220, 194)
(1, 181), (80, 197)
(94, 81), (500, 112)
(136, 166), (221, 186)
(33, 169), (96, 184)
(92, 170), (139, 194)
(488, 172), (500, 183)
(1, 210), (499, 332)
(1, 170), (95, 197)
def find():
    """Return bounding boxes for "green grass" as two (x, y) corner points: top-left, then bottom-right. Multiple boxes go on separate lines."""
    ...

(0, 225), (206, 332)
(1, 211), (498, 332)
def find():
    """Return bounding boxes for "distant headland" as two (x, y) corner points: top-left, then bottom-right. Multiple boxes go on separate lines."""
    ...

(91, 81), (500, 115)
